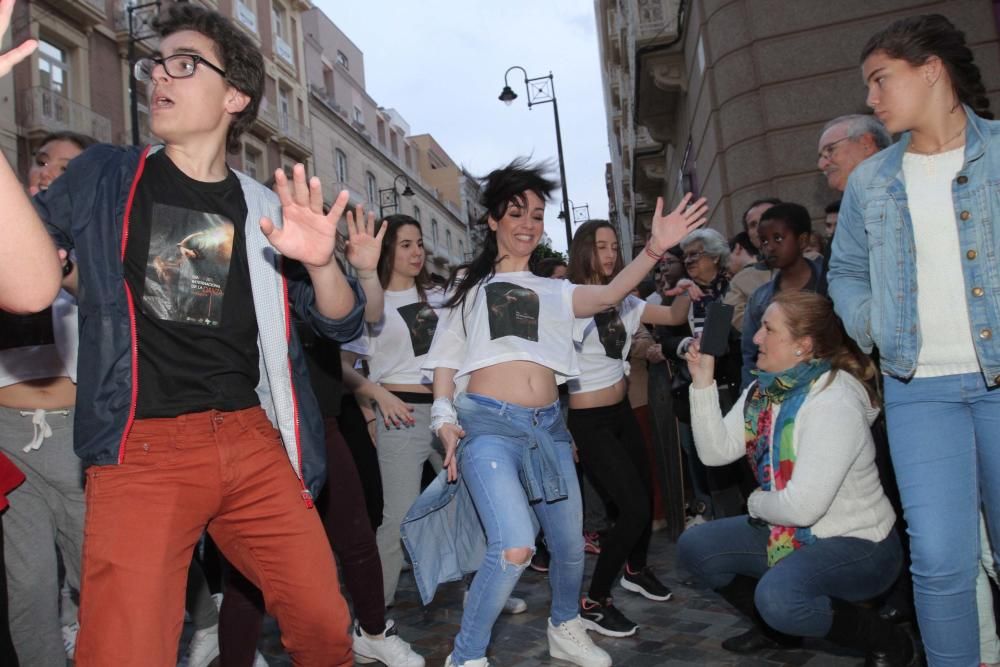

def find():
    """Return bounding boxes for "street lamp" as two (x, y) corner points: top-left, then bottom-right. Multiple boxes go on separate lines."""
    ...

(127, 0), (161, 146)
(557, 200), (591, 226)
(499, 66), (572, 248)
(378, 174), (415, 218)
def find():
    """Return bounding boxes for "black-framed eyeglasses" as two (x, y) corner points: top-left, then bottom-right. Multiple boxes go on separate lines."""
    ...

(818, 136), (852, 161)
(133, 54), (227, 83)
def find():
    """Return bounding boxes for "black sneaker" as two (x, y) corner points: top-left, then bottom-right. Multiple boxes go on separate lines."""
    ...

(579, 596), (639, 637)
(621, 566), (672, 601)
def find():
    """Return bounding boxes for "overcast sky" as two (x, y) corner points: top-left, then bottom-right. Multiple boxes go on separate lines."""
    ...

(312, 0), (611, 253)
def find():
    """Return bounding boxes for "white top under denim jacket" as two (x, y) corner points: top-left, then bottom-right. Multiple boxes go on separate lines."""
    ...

(829, 106), (1000, 385)
(422, 272), (579, 393)
(689, 370), (896, 542)
(567, 295), (646, 394)
(343, 286), (445, 385)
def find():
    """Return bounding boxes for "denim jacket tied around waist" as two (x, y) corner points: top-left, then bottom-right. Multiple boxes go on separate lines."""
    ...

(400, 392), (571, 605)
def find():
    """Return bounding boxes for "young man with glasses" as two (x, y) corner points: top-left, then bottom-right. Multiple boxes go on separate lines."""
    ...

(0, 4), (382, 665)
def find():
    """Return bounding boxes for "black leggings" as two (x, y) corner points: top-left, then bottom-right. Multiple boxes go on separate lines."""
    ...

(568, 399), (652, 600)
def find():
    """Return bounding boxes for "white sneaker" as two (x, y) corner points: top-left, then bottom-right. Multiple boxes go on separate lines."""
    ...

(353, 619), (425, 667)
(462, 589), (528, 615)
(186, 623), (220, 667)
(253, 652), (269, 667)
(547, 616), (612, 667)
(62, 621), (79, 659)
(443, 654), (489, 667)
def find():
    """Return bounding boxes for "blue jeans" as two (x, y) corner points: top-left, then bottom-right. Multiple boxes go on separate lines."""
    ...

(677, 516), (902, 637)
(451, 393), (584, 663)
(884, 372), (1000, 667)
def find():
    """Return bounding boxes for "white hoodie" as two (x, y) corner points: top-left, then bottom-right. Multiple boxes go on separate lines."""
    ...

(690, 370), (896, 542)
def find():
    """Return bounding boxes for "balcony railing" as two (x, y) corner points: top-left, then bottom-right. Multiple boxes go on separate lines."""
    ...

(20, 87), (112, 143)
(62, 0), (105, 25)
(278, 113), (312, 154)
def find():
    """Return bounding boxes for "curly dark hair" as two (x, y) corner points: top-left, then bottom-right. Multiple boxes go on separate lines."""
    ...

(861, 14), (992, 120)
(153, 4), (264, 152)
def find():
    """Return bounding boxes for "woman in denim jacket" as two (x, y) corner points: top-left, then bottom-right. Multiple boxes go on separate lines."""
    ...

(828, 14), (1000, 666)
(422, 159), (706, 667)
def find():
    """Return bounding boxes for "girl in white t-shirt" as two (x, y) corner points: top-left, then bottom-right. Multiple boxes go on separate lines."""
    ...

(342, 214), (448, 608)
(425, 159), (707, 667)
(565, 220), (690, 639)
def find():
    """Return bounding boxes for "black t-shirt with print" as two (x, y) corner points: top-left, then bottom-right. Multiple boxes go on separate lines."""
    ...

(124, 151), (260, 418)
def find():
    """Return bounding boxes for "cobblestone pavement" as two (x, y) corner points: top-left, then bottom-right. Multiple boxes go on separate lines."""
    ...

(235, 529), (870, 667)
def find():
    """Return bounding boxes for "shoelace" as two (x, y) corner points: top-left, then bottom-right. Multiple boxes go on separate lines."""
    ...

(21, 409), (68, 452)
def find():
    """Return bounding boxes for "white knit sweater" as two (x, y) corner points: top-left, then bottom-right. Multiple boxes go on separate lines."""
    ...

(689, 371), (896, 542)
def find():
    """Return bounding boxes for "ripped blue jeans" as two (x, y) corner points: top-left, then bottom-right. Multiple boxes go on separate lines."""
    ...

(452, 393), (584, 663)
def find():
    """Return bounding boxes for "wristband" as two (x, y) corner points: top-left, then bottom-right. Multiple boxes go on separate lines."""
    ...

(430, 397), (458, 436)
(644, 243), (665, 261)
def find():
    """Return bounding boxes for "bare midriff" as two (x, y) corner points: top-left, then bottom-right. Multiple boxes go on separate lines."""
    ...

(381, 383), (431, 394)
(568, 377), (627, 410)
(0, 376), (76, 411)
(466, 361), (558, 408)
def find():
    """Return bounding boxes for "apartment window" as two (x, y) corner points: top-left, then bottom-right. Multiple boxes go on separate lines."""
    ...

(272, 4), (286, 41)
(366, 171), (377, 206)
(404, 145), (412, 169)
(38, 39), (69, 95)
(322, 66), (334, 97)
(235, 0), (258, 32)
(389, 131), (398, 157)
(335, 149), (348, 182)
(431, 219), (439, 248)
(243, 144), (262, 180)
(377, 118), (386, 146)
(353, 106), (364, 125)
(459, 239), (465, 259)
(446, 229), (452, 256)
(336, 50), (349, 70)
(412, 205), (421, 223)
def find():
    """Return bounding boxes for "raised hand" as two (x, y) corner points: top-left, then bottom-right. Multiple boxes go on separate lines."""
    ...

(344, 204), (387, 274)
(650, 193), (709, 255)
(260, 164), (347, 268)
(0, 0), (36, 78)
(664, 278), (705, 301)
(684, 337), (716, 389)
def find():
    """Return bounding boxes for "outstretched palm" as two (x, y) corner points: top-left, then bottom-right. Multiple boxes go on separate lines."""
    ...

(650, 193), (709, 254)
(0, 0), (38, 78)
(260, 164), (347, 268)
(344, 204), (387, 273)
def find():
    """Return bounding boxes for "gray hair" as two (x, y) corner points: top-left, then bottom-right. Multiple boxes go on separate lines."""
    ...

(680, 228), (729, 269)
(822, 114), (892, 149)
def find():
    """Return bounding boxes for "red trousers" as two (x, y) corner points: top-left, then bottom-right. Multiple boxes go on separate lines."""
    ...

(74, 406), (352, 667)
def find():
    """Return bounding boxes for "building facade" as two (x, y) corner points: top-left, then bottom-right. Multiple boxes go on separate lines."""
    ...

(596, 0), (1000, 256)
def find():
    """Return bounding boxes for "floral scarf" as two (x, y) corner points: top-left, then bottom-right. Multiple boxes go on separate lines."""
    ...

(744, 359), (831, 566)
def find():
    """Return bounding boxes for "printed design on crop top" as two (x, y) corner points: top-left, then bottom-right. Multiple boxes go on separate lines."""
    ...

(594, 308), (627, 360)
(142, 203), (236, 327)
(397, 301), (439, 357)
(0, 309), (55, 351)
(485, 282), (539, 342)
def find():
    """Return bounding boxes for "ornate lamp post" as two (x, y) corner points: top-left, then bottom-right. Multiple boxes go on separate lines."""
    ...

(378, 174), (415, 218)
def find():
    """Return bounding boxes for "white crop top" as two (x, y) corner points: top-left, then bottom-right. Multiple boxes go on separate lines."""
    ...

(423, 272), (579, 393)
(344, 285), (444, 385)
(0, 291), (79, 388)
(568, 295), (646, 394)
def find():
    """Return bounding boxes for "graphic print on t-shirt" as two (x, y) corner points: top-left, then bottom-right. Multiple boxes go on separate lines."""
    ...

(0, 309), (54, 351)
(485, 282), (539, 342)
(142, 203), (236, 327)
(594, 309), (627, 360)
(397, 301), (439, 356)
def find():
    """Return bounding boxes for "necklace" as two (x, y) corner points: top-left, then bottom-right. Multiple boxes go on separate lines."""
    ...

(908, 122), (967, 155)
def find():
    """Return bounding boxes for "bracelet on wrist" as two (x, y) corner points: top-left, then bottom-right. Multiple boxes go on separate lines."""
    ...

(644, 243), (665, 261)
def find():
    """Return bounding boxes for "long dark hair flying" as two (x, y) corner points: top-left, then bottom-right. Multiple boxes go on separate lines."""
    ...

(443, 158), (557, 312)
(861, 14), (992, 120)
(376, 214), (433, 302)
(567, 220), (623, 286)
